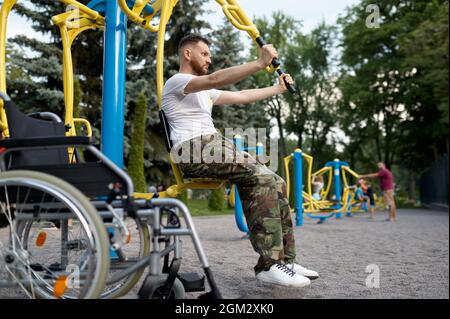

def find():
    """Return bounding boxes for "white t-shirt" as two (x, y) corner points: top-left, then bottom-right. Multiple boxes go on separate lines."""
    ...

(161, 73), (222, 148)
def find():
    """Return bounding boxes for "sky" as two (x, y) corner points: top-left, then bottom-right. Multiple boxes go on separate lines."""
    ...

(5, 0), (360, 40)
(204, 0), (359, 32)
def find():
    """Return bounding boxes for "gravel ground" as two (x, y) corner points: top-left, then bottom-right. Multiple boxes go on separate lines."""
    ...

(179, 208), (449, 299)
(1, 208), (448, 299)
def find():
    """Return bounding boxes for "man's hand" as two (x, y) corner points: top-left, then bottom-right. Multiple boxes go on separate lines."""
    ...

(278, 74), (294, 93)
(258, 44), (278, 69)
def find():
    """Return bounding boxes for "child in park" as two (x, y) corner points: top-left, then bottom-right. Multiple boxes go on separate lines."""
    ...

(312, 175), (324, 200)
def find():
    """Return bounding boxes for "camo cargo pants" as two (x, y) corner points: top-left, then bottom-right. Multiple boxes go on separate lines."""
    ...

(176, 133), (296, 274)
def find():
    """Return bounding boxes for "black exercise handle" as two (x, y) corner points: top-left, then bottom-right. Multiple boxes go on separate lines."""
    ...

(255, 37), (296, 94)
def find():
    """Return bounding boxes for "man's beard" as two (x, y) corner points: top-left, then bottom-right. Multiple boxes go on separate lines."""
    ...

(191, 60), (208, 76)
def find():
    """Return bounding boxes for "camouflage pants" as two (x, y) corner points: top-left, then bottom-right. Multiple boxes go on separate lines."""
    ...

(176, 134), (296, 274)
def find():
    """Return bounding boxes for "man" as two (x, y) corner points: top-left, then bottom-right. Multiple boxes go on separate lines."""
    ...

(162, 34), (318, 288)
(360, 162), (397, 222)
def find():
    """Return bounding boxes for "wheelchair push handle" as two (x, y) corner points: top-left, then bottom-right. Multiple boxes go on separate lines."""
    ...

(255, 37), (296, 94)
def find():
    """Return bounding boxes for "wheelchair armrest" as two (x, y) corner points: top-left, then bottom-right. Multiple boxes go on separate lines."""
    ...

(0, 136), (92, 148)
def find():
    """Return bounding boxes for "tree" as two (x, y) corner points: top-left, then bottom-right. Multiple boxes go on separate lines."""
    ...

(250, 12), (303, 164)
(10, 1), (103, 128)
(127, 91), (148, 193)
(284, 22), (339, 168)
(208, 187), (224, 211)
(338, 0), (448, 170)
(338, 0), (449, 201)
(209, 18), (269, 131)
(136, 0), (212, 187)
(397, 1), (449, 167)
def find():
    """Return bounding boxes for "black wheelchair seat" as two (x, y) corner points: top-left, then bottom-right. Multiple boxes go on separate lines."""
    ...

(0, 93), (133, 200)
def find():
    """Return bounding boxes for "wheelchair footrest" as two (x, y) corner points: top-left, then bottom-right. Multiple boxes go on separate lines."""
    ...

(177, 272), (205, 292)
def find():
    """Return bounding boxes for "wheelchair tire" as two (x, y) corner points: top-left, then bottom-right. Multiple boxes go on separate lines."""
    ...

(145, 274), (186, 299)
(1, 170), (110, 299)
(101, 219), (150, 299)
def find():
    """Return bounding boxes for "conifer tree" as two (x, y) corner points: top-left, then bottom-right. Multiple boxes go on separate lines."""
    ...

(127, 91), (148, 193)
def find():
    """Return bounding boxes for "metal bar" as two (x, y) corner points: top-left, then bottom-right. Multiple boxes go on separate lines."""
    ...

(101, 0), (127, 167)
(151, 199), (210, 268)
(293, 149), (303, 226)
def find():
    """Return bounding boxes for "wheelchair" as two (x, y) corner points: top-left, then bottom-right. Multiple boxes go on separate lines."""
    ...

(0, 92), (221, 299)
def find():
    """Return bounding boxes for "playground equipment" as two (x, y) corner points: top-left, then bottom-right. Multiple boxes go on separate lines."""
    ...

(284, 149), (366, 225)
(0, 0), (228, 299)
(232, 135), (264, 234)
(118, 0), (294, 223)
(0, 91), (221, 299)
(0, 0), (295, 299)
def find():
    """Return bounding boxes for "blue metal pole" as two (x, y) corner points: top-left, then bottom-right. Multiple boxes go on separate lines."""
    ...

(101, 0), (127, 167)
(333, 158), (342, 219)
(233, 135), (249, 233)
(294, 149), (303, 226)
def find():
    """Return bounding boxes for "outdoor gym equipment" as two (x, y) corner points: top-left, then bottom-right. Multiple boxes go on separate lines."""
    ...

(232, 135), (264, 234)
(0, 0), (223, 299)
(117, 0), (295, 202)
(0, 0), (297, 299)
(0, 92), (221, 299)
(284, 149), (363, 225)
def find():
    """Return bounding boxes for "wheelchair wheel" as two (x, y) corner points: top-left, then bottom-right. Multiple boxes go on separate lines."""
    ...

(1, 170), (110, 299)
(101, 218), (150, 299)
(145, 274), (185, 299)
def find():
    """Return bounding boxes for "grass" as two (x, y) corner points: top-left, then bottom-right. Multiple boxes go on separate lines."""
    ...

(183, 198), (423, 218)
(186, 199), (235, 217)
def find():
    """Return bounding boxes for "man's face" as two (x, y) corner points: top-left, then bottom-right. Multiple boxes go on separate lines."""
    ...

(377, 162), (385, 169)
(185, 41), (212, 75)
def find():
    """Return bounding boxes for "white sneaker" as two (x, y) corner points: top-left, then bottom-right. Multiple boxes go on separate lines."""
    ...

(256, 264), (311, 288)
(286, 263), (319, 280)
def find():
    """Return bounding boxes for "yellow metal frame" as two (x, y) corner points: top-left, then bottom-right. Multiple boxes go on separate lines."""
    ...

(341, 165), (360, 188)
(312, 166), (333, 199)
(215, 0), (276, 73)
(284, 151), (332, 213)
(119, 0), (285, 199)
(284, 150), (364, 214)
(51, 3), (102, 160)
(52, 7), (102, 139)
(1, 0), (284, 198)
(118, 0), (167, 33)
(0, 0), (96, 142)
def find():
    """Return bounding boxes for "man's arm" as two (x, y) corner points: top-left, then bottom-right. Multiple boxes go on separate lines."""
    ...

(184, 45), (277, 94)
(360, 173), (379, 179)
(214, 74), (293, 105)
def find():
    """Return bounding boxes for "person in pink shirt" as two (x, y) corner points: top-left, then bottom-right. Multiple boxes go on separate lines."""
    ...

(360, 162), (397, 222)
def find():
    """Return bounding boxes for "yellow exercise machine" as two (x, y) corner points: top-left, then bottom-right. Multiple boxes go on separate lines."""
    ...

(118, 0), (294, 201)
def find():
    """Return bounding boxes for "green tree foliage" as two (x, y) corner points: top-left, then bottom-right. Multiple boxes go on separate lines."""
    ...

(6, 0), (447, 204)
(397, 1), (449, 170)
(127, 91), (148, 193)
(178, 190), (189, 205)
(209, 18), (269, 131)
(248, 13), (339, 171)
(7, 0), (212, 188)
(208, 187), (224, 211)
(128, 0), (211, 187)
(250, 12), (303, 162)
(338, 0), (449, 174)
(284, 22), (339, 169)
(10, 0), (103, 127)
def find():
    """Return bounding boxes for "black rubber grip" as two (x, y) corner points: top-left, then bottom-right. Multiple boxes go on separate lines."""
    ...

(255, 37), (296, 94)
